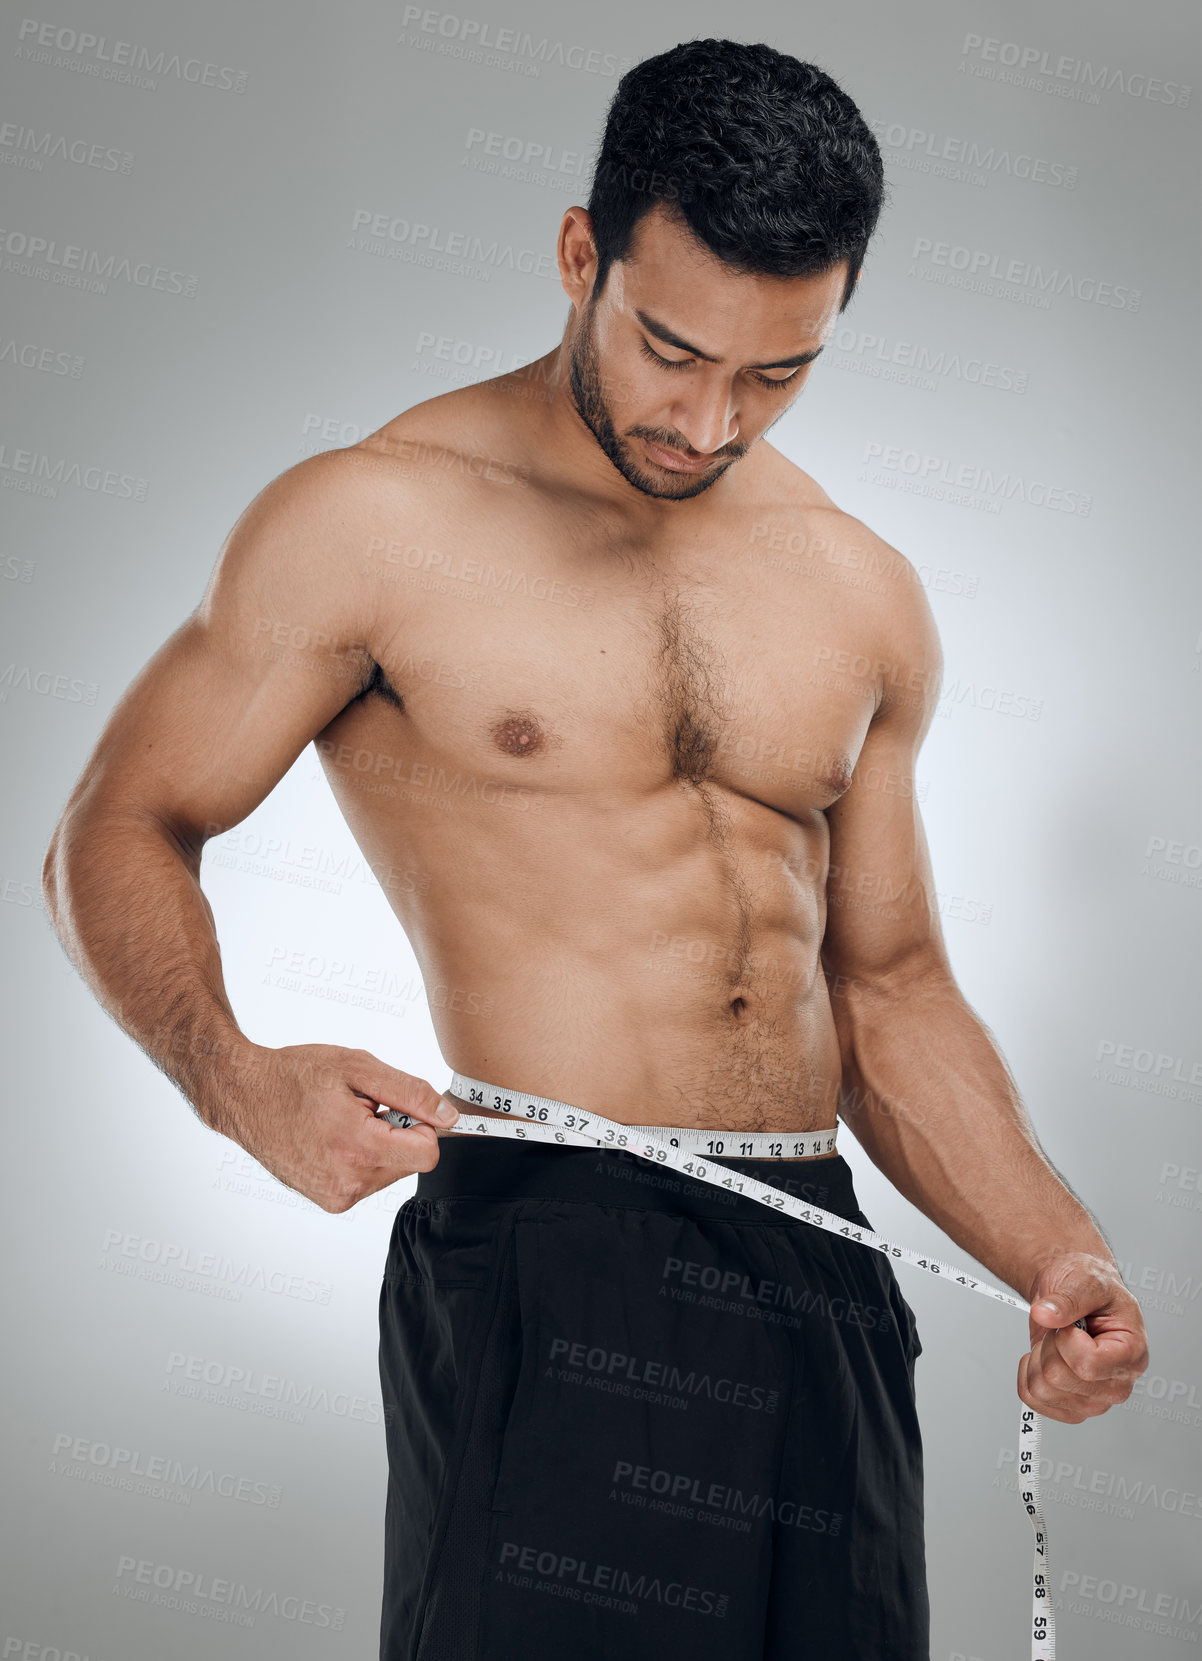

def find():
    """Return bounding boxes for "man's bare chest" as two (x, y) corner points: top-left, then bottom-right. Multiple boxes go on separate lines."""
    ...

(348, 491), (889, 823)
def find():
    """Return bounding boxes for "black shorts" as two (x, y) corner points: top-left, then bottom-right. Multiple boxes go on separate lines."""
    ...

(378, 1135), (927, 1660)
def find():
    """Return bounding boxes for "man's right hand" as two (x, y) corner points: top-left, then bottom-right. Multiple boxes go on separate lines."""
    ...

(204, 1043), (460, 1213)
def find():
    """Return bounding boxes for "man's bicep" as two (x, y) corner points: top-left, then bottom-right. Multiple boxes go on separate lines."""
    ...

(66, 453), (379, 845)
(821, 709), (951, 988)
(820, 559), (949, 988)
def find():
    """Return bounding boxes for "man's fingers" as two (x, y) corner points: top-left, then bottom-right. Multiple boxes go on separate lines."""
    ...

(1025, 1260), (1151, 1421)
(1018, 1333), (1137, 1423)
(1033, 1317), (1148, 1386)
(338, 1055), (450, 1183)
(1017, 1350), (1111, 1423)
(1031, 1339), (1130, 1400)
(1026, 1335), (1094, 1401)
(344, 1051), (458, 1126)
(1028, 1254), (1123, 1331)
(1034, 1322), (1109, 1384)
(1018, 1367), (1105, 1424)
(320, 1122), (441, 1210)
(374, 1120), (442, 1174)
(355, 1112), (441, 1166)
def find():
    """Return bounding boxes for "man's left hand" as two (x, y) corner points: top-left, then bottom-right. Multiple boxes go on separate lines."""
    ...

(1018, 1252), (1149, 1424)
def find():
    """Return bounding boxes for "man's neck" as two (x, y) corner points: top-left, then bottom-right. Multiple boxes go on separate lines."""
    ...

(495, 344), (765, 528)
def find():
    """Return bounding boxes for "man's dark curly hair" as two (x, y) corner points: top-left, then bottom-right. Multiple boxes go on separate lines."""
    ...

(586, 39), (886, 312)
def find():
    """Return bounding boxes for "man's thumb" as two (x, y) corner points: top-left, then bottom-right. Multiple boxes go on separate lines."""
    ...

(1030, 1284), (1089, 1329)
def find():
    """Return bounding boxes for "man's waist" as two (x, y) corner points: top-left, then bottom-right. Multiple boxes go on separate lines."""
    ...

(441, 1070), (840, 1162)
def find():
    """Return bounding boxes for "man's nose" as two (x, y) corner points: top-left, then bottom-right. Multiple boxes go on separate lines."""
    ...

(669, 385), (739, 456)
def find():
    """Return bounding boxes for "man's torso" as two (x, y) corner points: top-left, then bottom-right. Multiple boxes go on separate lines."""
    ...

(307, 377), (918, 1133)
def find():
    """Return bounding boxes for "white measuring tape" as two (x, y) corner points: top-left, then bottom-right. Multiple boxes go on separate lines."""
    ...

(383, 1069), (1069, 1660)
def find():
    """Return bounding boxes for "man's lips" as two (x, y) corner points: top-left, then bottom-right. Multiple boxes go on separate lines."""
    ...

(642, 437), (716, 474)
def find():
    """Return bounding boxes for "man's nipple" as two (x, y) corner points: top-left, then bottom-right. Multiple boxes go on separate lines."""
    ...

(491, 714), (546, 757)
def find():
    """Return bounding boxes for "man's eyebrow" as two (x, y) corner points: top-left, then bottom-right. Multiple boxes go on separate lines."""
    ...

(633, 307), (825, 370)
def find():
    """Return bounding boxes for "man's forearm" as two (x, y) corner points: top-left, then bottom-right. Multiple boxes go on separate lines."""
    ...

(42, 807), (257, 1130)
(829, 969), (1113, 1301)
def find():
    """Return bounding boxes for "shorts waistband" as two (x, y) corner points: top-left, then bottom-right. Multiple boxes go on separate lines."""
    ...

(416, 1134), (863, 1227)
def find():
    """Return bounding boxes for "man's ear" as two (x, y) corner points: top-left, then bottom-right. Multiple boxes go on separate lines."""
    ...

(558, 206), (599, 309)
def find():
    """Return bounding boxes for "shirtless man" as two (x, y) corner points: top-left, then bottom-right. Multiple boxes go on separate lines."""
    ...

(43, 38), (1146, 1661)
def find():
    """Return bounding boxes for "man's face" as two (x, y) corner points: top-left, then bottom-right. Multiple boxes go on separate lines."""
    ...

(566, 204), (849, 502)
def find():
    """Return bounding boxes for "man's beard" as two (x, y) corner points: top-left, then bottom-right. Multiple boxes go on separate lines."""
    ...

(567, 301), (745, 501)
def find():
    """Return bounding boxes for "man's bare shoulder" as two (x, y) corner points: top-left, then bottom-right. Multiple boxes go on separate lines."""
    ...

(210, 444), (403, 599)
(825, 509), (943, 727)
(754, 439), (844, 513)
(207, 384), (540, 643)
(350, 382), (536, 495)
(752, 448), (942, 720)
(216, 389), (511, 598)
(753, 445), (928, 600)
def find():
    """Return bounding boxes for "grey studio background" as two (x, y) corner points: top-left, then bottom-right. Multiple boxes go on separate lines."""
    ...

(1, 0), (1199, 1657)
